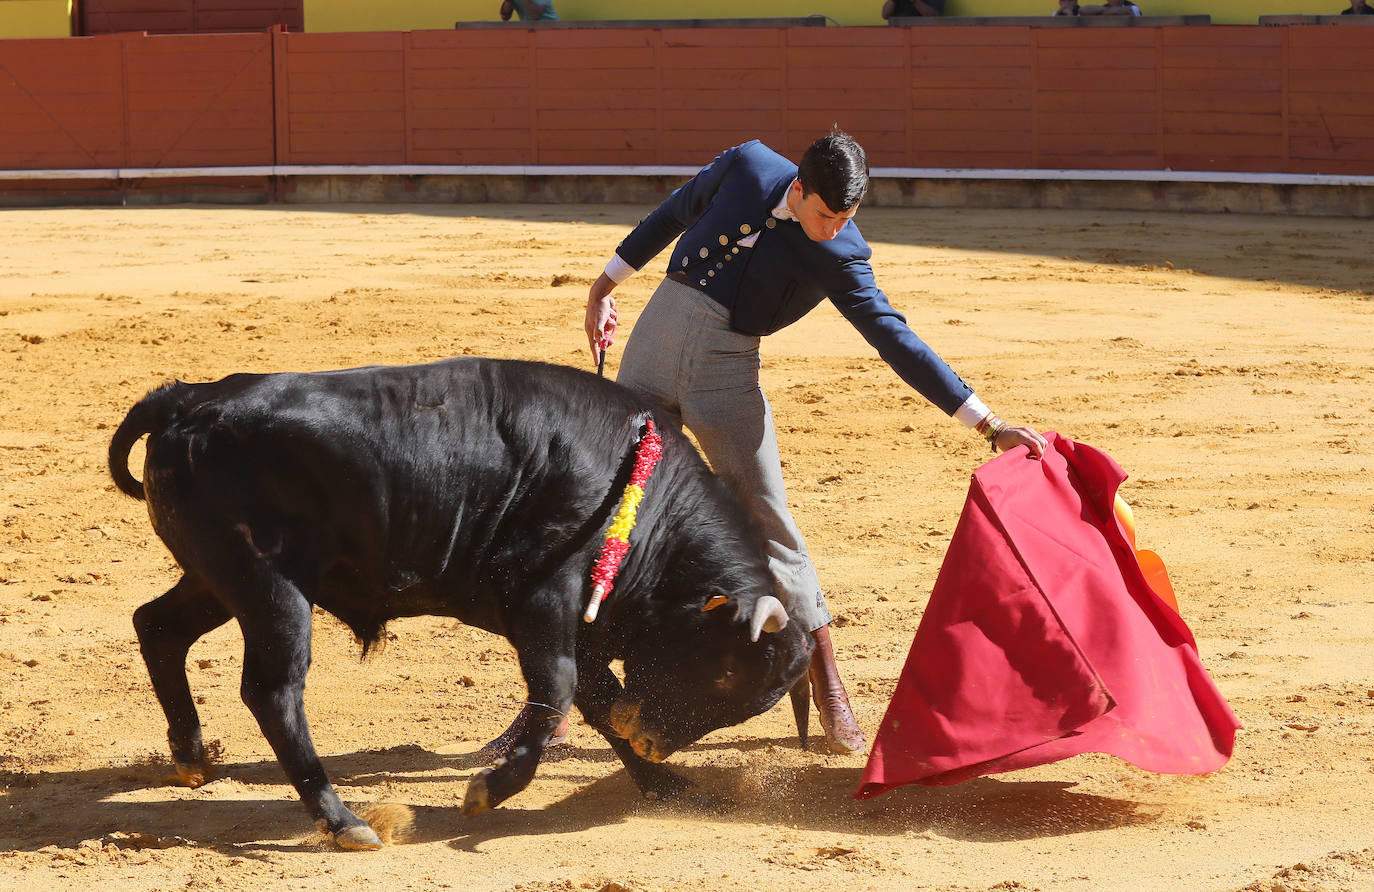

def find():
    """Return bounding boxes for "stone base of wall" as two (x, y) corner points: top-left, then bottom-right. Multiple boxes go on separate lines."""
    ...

(3, 173), (1373, 217)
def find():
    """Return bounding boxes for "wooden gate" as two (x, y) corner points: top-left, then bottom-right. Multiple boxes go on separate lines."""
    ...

(77, 0), (303, 36)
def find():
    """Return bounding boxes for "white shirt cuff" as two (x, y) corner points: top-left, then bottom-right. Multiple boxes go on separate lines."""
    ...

(604, 254), (636, 285)
(953, 394), (990, 429)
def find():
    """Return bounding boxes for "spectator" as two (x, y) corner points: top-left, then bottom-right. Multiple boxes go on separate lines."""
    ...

(500, 0), (558, 21)
(1341, 0), (1374, 13)
(1053, 0), (1081, 13)
(1082, 0), (1141, 12)
(882, 0), (945, 20)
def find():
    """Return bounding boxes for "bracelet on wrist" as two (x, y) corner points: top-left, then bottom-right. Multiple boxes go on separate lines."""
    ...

(975, 413), (1008, 452)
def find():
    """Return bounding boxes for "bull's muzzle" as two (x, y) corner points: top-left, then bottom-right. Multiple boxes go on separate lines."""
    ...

(609, 699), (669, 762)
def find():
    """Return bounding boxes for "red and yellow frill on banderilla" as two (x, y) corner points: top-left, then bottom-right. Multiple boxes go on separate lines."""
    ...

(584, 417), (663, 622)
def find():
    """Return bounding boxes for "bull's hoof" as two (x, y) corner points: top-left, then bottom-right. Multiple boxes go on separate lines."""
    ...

(170, 760), (208, 788)
(334, 824), (385, 851)
(461, 768), (492, 817)
(638, 769), (693, 802)
(644, 785), (721, 809)
(684, 788), (729, 812)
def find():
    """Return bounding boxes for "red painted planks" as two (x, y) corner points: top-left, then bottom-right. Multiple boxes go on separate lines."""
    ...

(1164, 111), (1282, 136)
(915, 66), (1034, 91)
(277, 31), (405, 164)
(0, 38), (125, 168)
(910, 109), (1034, 133)
(1161, 67), (1283, 94)
(1163, 132), (1284, 157)
(1040, 91), (1158, 114)
(1290, 115), (1374, 140)
(124, 33), (273, 166)
(411, 88), (532, 111)
(1289, 93), (1374, 117)
(1290, 135), (1374, 162)
(660, 108), (785, 132)
(1, 25), (1372, 176)
(79, 0), (302, 35)
(1035, 28), (1157, 48)
(1160, 45), (1282, 69)
(912, 128), (1034, 153)
(663, 87), (785, 109)
(1289, 70), (1374, 94)
(1162, 26), (1281, 47)
(1286, 26), (1374, 51)
(910, 45), (1033, 68)
(914, 89), (1031, 112)
(914, 151), (1035, 168)
(668, 46), (786, 70)
(660, 68), (784, 90)
(1040, 111), (1157, 137)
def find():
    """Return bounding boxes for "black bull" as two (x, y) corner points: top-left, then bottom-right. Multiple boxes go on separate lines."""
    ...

(107, 357), (812, 849)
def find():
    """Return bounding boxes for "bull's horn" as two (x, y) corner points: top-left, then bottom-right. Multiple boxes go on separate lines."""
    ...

(749, 595), (789, 642)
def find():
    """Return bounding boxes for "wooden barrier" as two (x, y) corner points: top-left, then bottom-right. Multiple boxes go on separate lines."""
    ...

(77, 0), (303, 36)
(405, 29), (534, 165)
(1259, 15), (1374, 24)
(128, 33), (274, 166)
(451, 17), (829, 29)
(0, 31), (274, 170)
(891, 14), (1212, 25)
(0, 36), (125, 169)
(275, 31), (406, 164)
(1161, 26), (1283, 173)
(1, 24), (1372, 176)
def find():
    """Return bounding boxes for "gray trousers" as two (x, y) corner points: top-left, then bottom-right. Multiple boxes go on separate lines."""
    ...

(617, 277), (832, 632)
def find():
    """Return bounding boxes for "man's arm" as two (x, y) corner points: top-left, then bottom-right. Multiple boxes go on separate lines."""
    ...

(583, 143), (747, 367)
(831, 272), (975, 415)
(613, 143), (743, 271)
(829, 261), (1045, 456)
(584, 274), (618, 364)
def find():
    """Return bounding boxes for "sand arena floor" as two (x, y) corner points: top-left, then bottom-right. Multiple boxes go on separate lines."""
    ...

(0, 203), (1371, 891)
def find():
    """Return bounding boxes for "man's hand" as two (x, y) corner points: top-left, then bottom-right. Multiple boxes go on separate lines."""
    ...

(585, 274), (619, 366)
(993, 425), (1048, 459)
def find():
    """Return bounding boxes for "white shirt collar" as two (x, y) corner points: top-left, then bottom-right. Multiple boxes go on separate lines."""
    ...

(771, 184), (796, 221)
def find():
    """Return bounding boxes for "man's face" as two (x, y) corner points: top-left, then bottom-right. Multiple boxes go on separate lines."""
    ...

(788, 179), (858, 242)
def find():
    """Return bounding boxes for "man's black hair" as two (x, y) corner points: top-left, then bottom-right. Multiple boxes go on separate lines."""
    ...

(797, 129), (869, 213)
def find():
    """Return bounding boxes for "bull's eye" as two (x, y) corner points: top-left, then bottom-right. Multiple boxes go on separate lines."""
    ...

(715, 668), (737, 692)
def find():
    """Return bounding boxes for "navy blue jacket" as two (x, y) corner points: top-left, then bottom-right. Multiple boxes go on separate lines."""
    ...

(615, 140), (974, 416)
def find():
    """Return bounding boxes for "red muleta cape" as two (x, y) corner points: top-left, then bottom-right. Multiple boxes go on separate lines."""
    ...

(855, 433), (1239, 798)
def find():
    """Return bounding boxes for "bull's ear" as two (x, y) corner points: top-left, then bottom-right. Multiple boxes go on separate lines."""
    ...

(749, 595), (789, 642)
(702, 594), (729, 612)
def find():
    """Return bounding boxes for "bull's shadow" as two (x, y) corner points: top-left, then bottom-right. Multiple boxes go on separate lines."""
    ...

(434, 743), (1156, 852)
(0, 740), (1153, 856)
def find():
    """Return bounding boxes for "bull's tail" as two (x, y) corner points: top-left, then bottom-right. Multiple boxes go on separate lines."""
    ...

(107, 379), (198, 501)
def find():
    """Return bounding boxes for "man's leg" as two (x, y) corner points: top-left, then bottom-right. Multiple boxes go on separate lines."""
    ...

(622, 278), (864, 754)
(684, 383), (866, 756)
